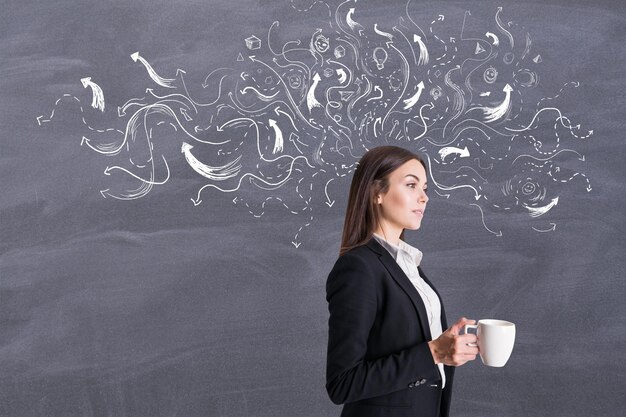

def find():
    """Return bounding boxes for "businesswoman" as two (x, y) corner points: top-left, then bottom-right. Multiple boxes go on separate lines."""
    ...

(325, 146), (478, 417)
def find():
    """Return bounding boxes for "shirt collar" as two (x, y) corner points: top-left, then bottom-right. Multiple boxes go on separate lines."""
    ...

(372, 233), (423, 266)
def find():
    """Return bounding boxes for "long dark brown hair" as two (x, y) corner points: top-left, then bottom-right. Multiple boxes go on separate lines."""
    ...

(339, 145), (427, 256)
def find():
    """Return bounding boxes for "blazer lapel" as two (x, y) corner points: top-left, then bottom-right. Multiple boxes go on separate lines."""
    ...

(366, 238), (433, 341)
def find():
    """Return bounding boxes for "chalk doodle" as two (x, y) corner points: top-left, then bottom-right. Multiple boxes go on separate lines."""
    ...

(37, 1), (593, 245)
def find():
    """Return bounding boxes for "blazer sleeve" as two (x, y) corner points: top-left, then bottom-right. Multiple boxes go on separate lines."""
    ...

(325, 253), (441, 405)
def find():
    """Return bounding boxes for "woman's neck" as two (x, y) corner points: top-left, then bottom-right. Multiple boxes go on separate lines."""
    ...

(373, 228), (401, 246)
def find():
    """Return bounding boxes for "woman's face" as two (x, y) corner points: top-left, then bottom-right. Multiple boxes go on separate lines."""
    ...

(375, 159), (429, 237)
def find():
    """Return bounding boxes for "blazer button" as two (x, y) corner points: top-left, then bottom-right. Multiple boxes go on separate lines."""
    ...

(419, 378), (427, 385)
(408, 382), (415, 388)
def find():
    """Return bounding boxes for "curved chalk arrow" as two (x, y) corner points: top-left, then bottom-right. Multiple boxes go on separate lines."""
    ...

(347, 8), (362, 30)
(80, 77), (105, 112)
(485, 32), (500, 46)
(471, 83), (513, 123)
(268, 119), (284, 154)
(426, 154), (482, 200)
(532, 223), (557, 233)
(274, 106), (298, 131)
(439, 146), (470, 160)
(403, 81), (425, 110)
(104, 155), (170, 185)
(307, 73), (322, 112)
(374, 24), (394, 42)
(131, 52), (175, 88)
(524, 197), (559, 218)
(324, 178), (335, 207)
(240, 86), (279, 101)
(81, 135), (126, 155)
(336, 69), (347, 84)
(367, 85), (384, 102)
(413, 35), (429, 65)
(470, 203), (502, 236)
(505, 107), (580, 133)
(495, 7), (514, 48)
(181, 142), (241, 180)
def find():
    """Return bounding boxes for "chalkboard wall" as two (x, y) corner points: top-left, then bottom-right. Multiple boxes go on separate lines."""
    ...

(1, 0), (624, 416)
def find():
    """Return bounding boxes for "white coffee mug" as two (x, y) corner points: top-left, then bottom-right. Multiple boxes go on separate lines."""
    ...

(464, 319), (516, 367)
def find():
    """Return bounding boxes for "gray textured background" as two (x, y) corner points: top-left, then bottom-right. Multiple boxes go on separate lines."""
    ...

(1, 0), (625, 416)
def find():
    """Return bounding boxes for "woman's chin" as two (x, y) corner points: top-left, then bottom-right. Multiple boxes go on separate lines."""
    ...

(406, 222), (422, 230)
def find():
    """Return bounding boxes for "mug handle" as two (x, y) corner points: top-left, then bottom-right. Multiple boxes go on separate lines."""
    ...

(463, 324), (478, 347)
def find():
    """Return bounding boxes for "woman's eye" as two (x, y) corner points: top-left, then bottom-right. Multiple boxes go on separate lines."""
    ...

(407, 183), (416, 188)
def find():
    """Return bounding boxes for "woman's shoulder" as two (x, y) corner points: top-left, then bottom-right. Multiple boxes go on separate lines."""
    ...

(326, 241), (382, 296)
(329, 240), (379, 273)
(338, 240), (377, 259)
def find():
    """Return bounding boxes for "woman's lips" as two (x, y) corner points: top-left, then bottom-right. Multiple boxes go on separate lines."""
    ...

(413, 209), (424, 216)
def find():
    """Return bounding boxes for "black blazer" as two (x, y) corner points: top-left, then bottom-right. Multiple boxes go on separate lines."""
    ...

(325, 237), (454, 417)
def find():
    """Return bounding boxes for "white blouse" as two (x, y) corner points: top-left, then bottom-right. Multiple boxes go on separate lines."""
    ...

(372, 233), (446, 389)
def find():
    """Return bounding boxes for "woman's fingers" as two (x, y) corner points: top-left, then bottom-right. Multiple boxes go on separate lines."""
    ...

(458, 333), (477, 346)
(448, 317), (477, 335)
(450, 334), (479, 365)
(460, 345), (479, 355)
(431, 325), (480, 366)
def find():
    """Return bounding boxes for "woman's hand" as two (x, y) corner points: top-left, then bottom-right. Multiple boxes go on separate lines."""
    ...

(428, 317), (478, 366)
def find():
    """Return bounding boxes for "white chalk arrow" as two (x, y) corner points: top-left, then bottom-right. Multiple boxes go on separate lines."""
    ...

(240, 86), (279, 101)
(532, 223), (557, 233)
(268, 119), (284, 154)
(413, 35), (429, 65)
(473, 83), (513, 123)
(427, 155), (482, 200)
(324, 178), (335, 207)
(104, 155), (170, 185)
(181, 142), (241, 180)
(524, 197), (559, 218)
(80, 135), (122, 155)
(485, 32), (500, 46)
(131, 51), (175, 88)
(274, 106), (298, 131)
(374, 117), (382, 137)
(336, 69), (347, 84)
(496, 7), (514, 48)
(289, 132), (305, 154)
(366, 85), (384, 102)
(80, 77), (105, 112)
(374, 24), (394, 41)
(470, 203), (502, 236)
(439, 146), (470, 160)
(307, 73), (322, 112)
(347, 8), (362, 30)
(180, 108), (192, 122)
(403, 81), (425, 110)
